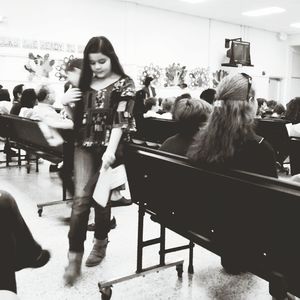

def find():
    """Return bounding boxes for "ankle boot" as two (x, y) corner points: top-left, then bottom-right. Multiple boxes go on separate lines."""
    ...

(63, 251), (83, 286)
(85, 238), (109, 267)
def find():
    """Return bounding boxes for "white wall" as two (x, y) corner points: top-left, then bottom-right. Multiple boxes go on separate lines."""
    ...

(288, 48), (300, 100)
(0, 0), (291, 101)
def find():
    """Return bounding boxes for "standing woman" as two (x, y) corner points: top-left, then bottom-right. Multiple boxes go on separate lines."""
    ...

(63, 36), (135, 285)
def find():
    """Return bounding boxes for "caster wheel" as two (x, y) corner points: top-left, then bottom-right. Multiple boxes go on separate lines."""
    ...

(100, 287), (112, 300)
(188, 265), (194, 274)
(38, 208), (43, 217)
(176, 264), (183, 278)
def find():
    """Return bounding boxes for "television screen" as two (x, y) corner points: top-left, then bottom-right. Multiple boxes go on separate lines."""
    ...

(231, 41), (252, 66)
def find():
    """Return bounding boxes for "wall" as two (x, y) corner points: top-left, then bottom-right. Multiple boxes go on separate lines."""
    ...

(0, 0), (291, 102)
(289, 48), (300, 100)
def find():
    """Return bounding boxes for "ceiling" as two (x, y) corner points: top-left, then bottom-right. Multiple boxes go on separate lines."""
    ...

(120, 0), (300, 35)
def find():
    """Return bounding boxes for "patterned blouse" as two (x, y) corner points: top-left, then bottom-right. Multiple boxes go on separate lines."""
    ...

(76, 76), (135, 148)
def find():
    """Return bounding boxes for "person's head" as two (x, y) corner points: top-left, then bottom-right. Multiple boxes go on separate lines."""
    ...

(144, 76), (153, 88)
(256, 98), (268, 116)
(36, 85), (55, 105)
(161, 97), (174, 113)
(257, 98), (267, 108)
(173, 93), (192, 115)
(267, 100), (277, 110)
(13, 84), (24, 101)
(188, 73), (257, 163)
(174, 98), (212, 136)
(145, 97), (159, 112)
(0, 89), (11, 102)
(285, 97), (300, 124)
(272, 104), (285, 117)
(65, 58), (83, 87)
(200, 88), (216, 105)
(79, 36), (126, 92)
(20, 88), (37, 108)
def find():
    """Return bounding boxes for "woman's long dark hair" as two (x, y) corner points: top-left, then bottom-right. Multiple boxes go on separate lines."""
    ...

(79, 36), (126, 92)
(187, 73), (256, 163)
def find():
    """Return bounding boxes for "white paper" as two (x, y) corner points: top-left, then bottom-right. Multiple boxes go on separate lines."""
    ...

(93, 164), (128, 207)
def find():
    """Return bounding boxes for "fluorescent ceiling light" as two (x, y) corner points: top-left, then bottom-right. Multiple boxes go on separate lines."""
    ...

(180, 0), (206, 3)
(242, 7), (285, 17)
(290, 23), (300, 28)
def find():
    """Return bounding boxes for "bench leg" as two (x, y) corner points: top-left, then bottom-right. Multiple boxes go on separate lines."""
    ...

(188, 241), (194, 274)
(35, 156), (39, 172)
(136, 203), (146, 273)
(159, 225), (166, 266)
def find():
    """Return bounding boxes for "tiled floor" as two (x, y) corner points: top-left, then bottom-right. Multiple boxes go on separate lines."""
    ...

(0, 156), (276, 300)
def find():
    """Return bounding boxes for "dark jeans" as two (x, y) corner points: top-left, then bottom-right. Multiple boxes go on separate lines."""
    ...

(0, 191), (42, 293)
(68, 146), (111, 253)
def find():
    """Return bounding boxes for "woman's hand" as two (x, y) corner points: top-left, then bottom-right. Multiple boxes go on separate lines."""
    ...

(101, 151), (116, 171)
(61, 87), (82, 106)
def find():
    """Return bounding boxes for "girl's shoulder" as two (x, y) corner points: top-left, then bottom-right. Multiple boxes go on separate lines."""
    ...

(112, 76), (135, 97)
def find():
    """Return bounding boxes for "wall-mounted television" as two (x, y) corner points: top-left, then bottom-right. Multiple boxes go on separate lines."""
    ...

(222, 38), (253, 67)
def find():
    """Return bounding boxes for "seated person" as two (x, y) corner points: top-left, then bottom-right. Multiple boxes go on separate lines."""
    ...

(187, 73), (278, 178)
(0, 88), (12, 110)
(0, 190), (50, 293)
(160, 98), (212, 156)
(10, 84), (24, 115)
(256, 98), (268, 118)
(160, 97), (175, 120)
(200, 88), (216, 105)
(267, 99), (277, 111)
(143, 97), (162, 119)
(31, 85), (73, 129)
(16, 89), (37, 118)
(172, 93), (192, 117)
(271, 104), (285, 119)
(285, 97), (300, 137)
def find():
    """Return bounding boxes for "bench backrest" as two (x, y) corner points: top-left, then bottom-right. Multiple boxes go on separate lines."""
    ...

(134, 118), (180, 144)
(255, 118), (290, 163)
(125, 143), (300, 296)
(0, 114), (63, 158)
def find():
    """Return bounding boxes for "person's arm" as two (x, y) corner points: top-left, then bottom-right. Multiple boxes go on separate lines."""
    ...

(101, 127), (123, 170)
(61, 87), (82, 120)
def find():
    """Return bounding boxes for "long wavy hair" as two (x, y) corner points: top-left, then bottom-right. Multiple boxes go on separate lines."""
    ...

(187, 73), (256, 163)
(79, 36), (126, 92)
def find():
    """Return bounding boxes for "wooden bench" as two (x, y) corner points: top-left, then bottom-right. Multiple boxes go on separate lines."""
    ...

(98, 143), (300, 300)
(0, 114), (73, 216)
(132, 117), (180, 147)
